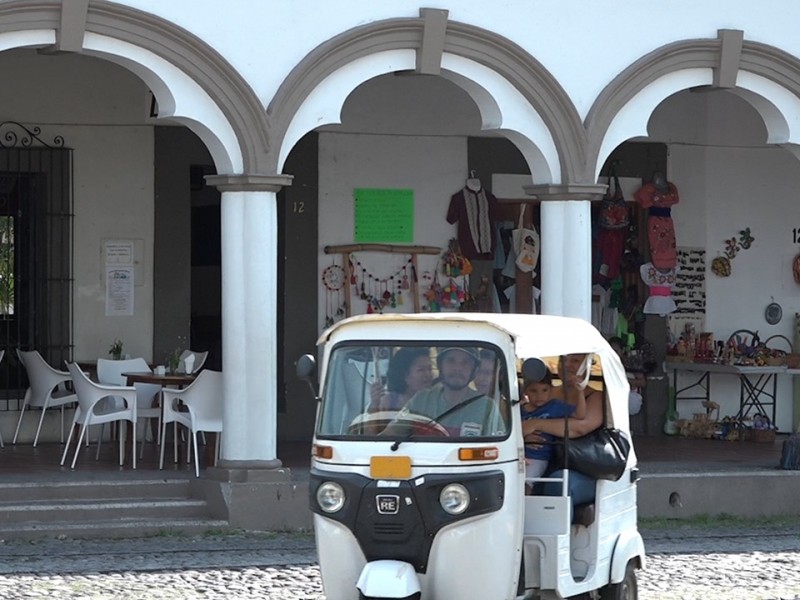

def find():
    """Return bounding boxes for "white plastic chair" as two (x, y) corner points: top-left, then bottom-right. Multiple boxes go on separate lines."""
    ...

(97, 357), (162, 455)
(62, 363), (138, 469)
(160, 370), (222, 477)
(13, 349), (77, 446)
(178, 350), (208, 374)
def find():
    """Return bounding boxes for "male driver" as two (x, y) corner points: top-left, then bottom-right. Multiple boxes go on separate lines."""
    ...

(398, 347), (504, 436)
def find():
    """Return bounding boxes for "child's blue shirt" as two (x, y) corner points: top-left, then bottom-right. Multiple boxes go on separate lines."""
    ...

(521, 399), (575, 461)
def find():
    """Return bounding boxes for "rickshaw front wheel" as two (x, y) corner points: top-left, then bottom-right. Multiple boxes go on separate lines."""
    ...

(599, 560), (638, 600)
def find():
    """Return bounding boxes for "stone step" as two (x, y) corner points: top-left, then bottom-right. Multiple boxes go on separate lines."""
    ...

(0, 498), (211, 524)
(0, 517), (230, 541)
(0, 478), (193, 502)
(0, 476), (229, 540)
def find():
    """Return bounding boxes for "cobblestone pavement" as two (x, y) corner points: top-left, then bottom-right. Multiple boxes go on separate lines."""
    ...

(0, 525), (798, 599)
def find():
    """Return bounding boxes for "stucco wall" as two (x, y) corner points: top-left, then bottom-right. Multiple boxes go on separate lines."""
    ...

(0, 49), (155, 362)
(124, 0), (800, 121)
(318, 131), (468, 331)
(652, 91), (800, 429)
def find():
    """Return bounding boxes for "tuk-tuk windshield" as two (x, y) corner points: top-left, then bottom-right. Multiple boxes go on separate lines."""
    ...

(317, 343), (510, 441)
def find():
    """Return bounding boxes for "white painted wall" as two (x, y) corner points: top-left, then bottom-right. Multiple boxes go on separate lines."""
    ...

(0, 49), (155, 362)
(318, 131), (468, 331)
(651, 90), (800, 429)
(127, 0), (800, 121)
(71, 125), (155, 361)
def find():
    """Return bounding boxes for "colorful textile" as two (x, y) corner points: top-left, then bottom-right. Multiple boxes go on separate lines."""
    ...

(635, 181), (680, 269)
(640, 262), (677, 315)
(447, 187), (498, 259)
(596, 227), (626, 280)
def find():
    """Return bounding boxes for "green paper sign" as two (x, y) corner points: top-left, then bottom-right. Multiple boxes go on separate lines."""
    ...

(354, 188), (414, 243)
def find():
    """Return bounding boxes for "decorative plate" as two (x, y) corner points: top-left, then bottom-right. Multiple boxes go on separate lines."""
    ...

(765, 302), (783, 325)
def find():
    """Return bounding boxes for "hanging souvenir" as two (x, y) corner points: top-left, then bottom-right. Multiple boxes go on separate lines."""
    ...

(322, 263), (346, 327)
(711, 256), (731, 277)
(350, 255), (414, 315)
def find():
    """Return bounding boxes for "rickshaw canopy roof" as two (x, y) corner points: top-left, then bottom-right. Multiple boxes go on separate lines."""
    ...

(318, 313), (616, 361)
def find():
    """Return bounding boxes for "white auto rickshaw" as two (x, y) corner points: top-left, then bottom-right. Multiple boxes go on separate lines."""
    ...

(297, 313), (644, 600)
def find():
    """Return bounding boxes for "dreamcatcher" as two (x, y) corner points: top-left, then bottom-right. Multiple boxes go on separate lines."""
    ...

(322, 263), (346, 327)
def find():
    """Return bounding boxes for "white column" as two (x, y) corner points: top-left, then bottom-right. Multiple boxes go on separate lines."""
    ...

(539, 200), (564, 316)
(560, 200), (592, 321)
(526, 184), (605, 322)
(219, 188), (278, 464)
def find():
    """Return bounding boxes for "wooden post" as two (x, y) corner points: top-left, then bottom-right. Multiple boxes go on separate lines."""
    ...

(343, 253), (352, 317)
(411, 254), (421, 312)
(515, 203), (534, 314)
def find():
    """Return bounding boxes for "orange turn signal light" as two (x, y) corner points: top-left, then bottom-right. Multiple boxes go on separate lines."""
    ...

(459, 446), (499, 461)
(313, 444), (333, 459)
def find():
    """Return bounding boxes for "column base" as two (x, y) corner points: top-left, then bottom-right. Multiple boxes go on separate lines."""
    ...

(194, 462), (312, 531)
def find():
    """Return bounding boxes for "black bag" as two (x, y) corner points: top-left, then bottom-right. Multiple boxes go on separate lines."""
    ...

(553, 427), (631, 481)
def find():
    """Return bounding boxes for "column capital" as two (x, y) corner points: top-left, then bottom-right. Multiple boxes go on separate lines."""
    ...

(523, 183), (607, 202)
(205, 173), (294, 192)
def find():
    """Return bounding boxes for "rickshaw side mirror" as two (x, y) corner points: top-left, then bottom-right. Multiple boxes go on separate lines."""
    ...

(296, 354), (319, 399)
(521, 357), (548, 383)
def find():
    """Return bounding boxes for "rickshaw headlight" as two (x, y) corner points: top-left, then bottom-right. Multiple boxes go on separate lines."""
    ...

(317, 481), (346, 513)
(439, 483), (470, 515)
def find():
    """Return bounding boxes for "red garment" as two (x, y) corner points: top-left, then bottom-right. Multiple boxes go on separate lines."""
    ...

(446, 187), (498, 259)
(634, 182), (680, 208)
(647, 215), (677, 269)
(596, 228), (626, 281)
(635, 181), (680, 270)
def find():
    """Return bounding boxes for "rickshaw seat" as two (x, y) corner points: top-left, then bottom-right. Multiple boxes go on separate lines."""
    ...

(572, 502), (595, 527)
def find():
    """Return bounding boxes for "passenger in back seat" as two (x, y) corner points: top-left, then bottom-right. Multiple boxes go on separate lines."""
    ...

(522, 354), (604, 509)
(521, 369), (586, 493)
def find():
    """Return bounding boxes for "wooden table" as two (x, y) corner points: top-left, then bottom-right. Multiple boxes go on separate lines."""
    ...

(122, 371), (196, 388)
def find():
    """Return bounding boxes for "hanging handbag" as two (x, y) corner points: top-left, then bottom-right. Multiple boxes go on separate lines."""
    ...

(552, 426), (631, 481)
(599, 168), (629, 230)
(513, 205), (540, 273)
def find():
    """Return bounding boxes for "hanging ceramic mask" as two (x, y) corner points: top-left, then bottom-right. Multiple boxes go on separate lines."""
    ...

(711, 256), (731, 277)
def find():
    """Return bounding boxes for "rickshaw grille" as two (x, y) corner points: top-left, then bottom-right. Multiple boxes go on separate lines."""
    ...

(373, 522), (405, 537)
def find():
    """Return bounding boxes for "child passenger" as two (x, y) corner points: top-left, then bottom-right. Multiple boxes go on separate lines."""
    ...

(521, 367), (587, 493)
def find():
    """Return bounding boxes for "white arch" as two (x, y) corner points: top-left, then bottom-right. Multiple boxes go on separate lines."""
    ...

(440, 54), (557, 183)
(0, 29), (54, 51)
(595, 68), (713, 181)
(731, 71), (800, 144)
(278, 49), (559, 182)
(279, 49), (416, 171)
(594, 66), (800, 180)
(82, 32), (241, 174)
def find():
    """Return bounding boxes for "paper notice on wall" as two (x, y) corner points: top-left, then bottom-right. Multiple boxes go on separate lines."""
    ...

(672, 247), (706, 315)
(105, 266), (134, 316)
(104, 240), (134, 266)
(668, 247), (706, 338)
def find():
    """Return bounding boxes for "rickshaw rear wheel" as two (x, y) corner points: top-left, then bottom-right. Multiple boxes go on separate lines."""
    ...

(599, 560), (638, 600)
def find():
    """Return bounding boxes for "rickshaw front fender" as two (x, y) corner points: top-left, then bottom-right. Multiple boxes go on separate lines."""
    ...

(609, 530), (646, 582)
(356, 560), (421, 599)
